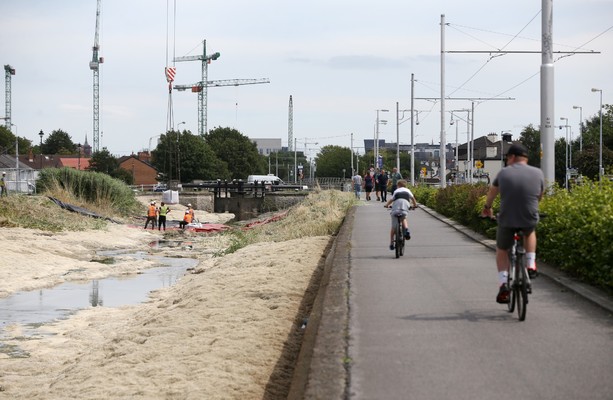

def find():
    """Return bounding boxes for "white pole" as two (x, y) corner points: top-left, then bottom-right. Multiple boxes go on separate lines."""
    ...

(440, 14), (447, 188)
(351, 132), (354, 175)
(541, 0), (556, 187)
(396, 101), (400, 172)
(470, 102), (475, 184)
(410, 73), (415, 187)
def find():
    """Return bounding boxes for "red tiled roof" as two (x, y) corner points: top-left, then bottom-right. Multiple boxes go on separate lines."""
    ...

(60, 158), (91, 171)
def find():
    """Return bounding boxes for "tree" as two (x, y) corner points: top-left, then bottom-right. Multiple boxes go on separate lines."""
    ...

(314, 145), (352, 177)
(204, 127), (266, 179)
(88, 148), (119, 175)
(576, 104), (613, 178)
(518, 124), (541, 168)
(0, 126), (32, 155)
(42, 130), (77, 155)
(152, 130), (229, 182)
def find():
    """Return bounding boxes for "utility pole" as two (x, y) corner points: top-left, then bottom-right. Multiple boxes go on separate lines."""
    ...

(410, 73), (415, 187)
(351, 132), (354, 175)
(541, 0), (555, 188)
(440, 14), (447, 188)
(288, 95), (293, 151)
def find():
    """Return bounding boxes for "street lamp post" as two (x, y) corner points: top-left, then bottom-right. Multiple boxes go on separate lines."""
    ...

(38, 130), (44, 170)
(560, 117), (569, 190)
(572, 105), (583, 152)
(77, 143), (82, 171)
(375, 109), (389, 168)
(177, 121), (185, 184)
(591, 88), (604, 181)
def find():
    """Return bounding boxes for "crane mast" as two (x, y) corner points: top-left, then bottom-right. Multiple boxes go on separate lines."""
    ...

(89, 0), (103, 153)
(174, 40), (270, 136)
(4, 65), (15, 130)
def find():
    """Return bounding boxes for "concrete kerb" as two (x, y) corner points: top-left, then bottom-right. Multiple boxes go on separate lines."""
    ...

(418, 204), (613, 314)
(287, 206), (354, 400)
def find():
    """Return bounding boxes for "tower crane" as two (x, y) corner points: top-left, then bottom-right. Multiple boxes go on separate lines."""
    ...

(173, 40), (270, 136)
(4, 64), (15, 130)
(89, 0), (104, 153)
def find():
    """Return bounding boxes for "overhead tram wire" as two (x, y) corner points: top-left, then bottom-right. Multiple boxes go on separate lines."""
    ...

(447, 10), (541, 98)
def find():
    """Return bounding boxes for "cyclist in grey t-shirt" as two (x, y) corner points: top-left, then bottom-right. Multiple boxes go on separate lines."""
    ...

(481, 143), (544, 304)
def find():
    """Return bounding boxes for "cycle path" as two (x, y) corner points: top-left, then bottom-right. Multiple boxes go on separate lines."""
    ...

(346, 200), (612, 400)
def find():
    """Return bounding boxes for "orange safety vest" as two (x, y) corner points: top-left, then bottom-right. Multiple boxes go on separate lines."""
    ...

(183, 213), (193, 223)
(147, 205), (157, 217)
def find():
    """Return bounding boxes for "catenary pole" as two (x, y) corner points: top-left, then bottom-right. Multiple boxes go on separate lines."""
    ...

(440, 14), (447, 188)
(541, 0), (555, 187)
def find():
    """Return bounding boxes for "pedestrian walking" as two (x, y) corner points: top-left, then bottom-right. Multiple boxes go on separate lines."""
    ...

(379, 169), (389, 202)
(352, 171), (363, 199)
(390, 167), (403, 194)
(363, 170), (374, 201)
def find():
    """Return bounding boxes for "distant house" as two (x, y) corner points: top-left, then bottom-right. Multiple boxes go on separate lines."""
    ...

(118, 152), (158, 185)
(18, 151), (91, 171)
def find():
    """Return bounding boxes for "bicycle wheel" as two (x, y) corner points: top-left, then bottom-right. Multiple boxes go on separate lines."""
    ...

(395, 224), (402, 259)
(516, 254), (527, 321)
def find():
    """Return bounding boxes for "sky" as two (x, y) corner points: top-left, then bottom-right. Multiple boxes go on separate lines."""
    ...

(1, 0), (612, 159)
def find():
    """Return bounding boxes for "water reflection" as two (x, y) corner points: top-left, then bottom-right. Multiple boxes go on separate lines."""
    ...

(0, 254), (198, 340)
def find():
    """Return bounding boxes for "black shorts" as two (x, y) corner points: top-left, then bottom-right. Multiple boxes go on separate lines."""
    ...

(496, 225), (536, 250)
(365, 185), (373, 193)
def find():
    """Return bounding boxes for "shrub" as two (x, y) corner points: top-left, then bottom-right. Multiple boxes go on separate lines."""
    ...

(37, 167), (141, 217)
(538, 180), (613, 289)
(416, 180), (612, 290)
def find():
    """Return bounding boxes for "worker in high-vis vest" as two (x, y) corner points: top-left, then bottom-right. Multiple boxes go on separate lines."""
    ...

(187, 203), (195, 221)
(179, 210), (192, 229)
(144, 201), (157, 229)
(157, 202), (170, 231)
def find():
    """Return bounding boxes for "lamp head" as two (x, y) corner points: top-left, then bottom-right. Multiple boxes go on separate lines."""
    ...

(572, 105), (580, 109)
(591, 88), (600, 92)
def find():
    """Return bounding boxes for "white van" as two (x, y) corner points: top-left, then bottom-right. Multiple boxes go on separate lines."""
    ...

(247, 174), (284, 185)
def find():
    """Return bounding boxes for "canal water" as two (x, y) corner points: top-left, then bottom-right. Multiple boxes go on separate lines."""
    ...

(0, 247), (199, 343)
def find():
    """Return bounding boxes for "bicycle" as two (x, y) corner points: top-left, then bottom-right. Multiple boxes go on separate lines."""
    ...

(506, 228), (531, 321)
(387, 206), (415, 259)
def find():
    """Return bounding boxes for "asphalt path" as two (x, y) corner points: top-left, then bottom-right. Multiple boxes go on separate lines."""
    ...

(347, 201), (612, 400)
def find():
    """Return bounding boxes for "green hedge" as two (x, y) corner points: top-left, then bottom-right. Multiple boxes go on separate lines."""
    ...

(411, 181), (612, 290)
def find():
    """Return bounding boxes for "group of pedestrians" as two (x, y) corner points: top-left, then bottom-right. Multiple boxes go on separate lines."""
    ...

(351, 166), (403, 201)
(143, 201), (195, 231)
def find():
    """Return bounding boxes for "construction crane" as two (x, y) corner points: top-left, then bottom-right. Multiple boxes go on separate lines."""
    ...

(4, 65), (15, 130)
(89, 0), (104, 153)
(173, 40), (270, 136)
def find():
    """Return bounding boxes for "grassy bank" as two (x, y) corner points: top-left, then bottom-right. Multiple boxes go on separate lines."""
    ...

(220, 189), (358, 255)
(0, 168), (142, 232)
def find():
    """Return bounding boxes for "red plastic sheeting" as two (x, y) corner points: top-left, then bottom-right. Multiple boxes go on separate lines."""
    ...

(192, 224), (231, 233)
(242, 211), (289, 230)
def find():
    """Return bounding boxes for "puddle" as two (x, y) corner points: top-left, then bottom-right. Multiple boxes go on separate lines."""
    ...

(0, 252), (199, 344)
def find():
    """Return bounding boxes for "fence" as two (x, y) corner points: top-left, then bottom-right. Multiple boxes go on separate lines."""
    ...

(1, 168), (38, 194)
